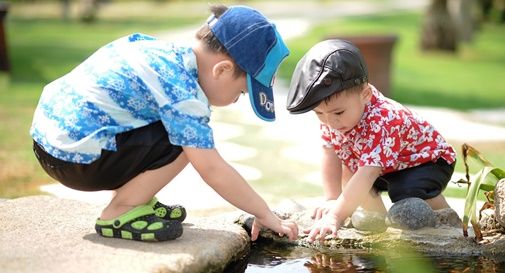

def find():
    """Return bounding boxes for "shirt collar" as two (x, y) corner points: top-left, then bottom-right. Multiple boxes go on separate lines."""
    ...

(180, 47), (209, 106)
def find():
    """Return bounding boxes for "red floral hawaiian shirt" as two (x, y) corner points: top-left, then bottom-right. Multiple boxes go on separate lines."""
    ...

(321, 86), (456, 175)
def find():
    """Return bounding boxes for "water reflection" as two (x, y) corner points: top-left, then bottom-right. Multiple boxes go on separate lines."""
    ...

(303, 253), (377, 273)
(245, 240), (505, 273)
(246, 241), (382, 273)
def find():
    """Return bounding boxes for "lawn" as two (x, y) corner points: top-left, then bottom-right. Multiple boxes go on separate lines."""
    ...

(279, 12), (505, 110)
(274, 11), (505, 200)
(1, 2), (504, 201)
(0, 1), (207, 197)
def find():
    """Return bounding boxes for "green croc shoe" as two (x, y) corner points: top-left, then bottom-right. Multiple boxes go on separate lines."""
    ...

(95, 205), (183, 242)
(148, 197), (186, 223)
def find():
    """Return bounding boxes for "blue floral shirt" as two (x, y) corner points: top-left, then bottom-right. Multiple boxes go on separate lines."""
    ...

(30, 33), (214, 164)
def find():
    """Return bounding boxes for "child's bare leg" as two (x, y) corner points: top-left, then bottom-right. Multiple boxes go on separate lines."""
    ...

(425, 194), (450, 210)
(100, 152), (189, 220)
(360, 191), (387, 214)
(342, 165), (387, 214)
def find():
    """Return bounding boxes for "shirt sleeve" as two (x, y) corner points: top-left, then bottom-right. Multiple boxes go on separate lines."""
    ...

(159, 100), (214, 149)
(320, 124), (334, 148)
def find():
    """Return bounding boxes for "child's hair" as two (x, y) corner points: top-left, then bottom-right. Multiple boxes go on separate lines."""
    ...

(195, 4), (245, 78)
(322, 82), (368, 105)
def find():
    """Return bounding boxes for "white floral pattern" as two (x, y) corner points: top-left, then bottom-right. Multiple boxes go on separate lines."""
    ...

(30, 33), (213, 164)
(321, 86), (456, 174)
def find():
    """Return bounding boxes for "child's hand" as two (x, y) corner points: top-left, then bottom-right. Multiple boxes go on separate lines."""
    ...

(303, 213), (341, 243)
(311, 199), (338, 220)
(251, 212), (298, 241)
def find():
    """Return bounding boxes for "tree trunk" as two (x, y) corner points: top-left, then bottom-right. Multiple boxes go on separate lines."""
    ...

(448, 0), (476, 42)
(61, 0), (70, 21)
(80, 0), (99, 23)
(421, 0), (459, 52)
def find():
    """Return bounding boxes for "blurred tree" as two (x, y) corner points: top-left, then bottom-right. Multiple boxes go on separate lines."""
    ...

(449, 0), (476, 42)
(0, 2), (9, 72)
(79, 0), (99, 23)
(479, 0), (494, 20)
(481, 0), (505, 22)
(61, 0), (70, 21)
(421, 0), (458, 52)
(497, 0), (505, 22)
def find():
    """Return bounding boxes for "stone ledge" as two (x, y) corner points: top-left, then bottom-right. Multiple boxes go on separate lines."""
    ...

(238, 209), (505, 260)
(0, 196), (250, 273)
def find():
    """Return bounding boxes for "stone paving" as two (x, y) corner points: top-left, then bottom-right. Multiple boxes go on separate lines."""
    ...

(0, 196), (249, 273)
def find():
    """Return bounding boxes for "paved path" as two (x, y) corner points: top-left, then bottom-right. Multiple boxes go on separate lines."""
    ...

(156, 0), (431, 44)
(41, 0), (504, 218)
(41, 79), (499, 218)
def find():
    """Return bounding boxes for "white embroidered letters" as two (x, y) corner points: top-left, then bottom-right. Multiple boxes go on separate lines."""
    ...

(259, 92), (274, 113)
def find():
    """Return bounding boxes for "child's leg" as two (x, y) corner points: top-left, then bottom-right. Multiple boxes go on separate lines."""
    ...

(100, 152), (189, 220)
(383, 158), (455, 209)
(425, 194), (450, 210)
(342, 165), (387, 214)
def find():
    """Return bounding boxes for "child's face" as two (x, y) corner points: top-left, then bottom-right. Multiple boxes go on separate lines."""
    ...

(218, 73), (248, 106)
(313, 85), (371, 133)
(198, 59), (248, 107)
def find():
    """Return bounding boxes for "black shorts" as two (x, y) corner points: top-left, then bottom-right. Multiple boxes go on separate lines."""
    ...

(373, 158), (455, 202)
(33, 121), (183, 191)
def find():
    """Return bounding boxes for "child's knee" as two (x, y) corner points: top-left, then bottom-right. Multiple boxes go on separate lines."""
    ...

(390, 186), (444, 203)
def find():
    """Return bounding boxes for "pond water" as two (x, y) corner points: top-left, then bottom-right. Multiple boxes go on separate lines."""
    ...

(244, 241), (505, 273)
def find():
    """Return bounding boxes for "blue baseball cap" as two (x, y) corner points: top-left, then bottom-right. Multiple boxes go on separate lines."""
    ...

(208, 6), (289, 121)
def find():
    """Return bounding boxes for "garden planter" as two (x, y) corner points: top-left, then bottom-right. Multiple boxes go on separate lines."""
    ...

(327, 34), (398, 97)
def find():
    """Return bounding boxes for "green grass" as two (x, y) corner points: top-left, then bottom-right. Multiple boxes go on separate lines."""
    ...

(280, 12), (505, 110)
(212, 108), (323, 201)
(278, 12), (505, 200)
(0, 2), (205, 197)
(8, 18), (204, 84)
(1, 4), (504, 201)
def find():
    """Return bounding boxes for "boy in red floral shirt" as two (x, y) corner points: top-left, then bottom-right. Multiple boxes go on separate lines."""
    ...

(286, 39), (456, 243)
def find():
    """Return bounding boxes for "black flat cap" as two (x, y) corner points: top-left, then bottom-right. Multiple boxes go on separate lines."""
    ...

(286, 39), (368, 114)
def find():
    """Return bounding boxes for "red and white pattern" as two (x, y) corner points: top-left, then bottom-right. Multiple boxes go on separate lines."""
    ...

(321, 86), (456, 175)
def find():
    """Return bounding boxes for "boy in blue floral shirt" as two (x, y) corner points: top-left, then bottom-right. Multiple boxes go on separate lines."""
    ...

(30, 5), (298, 242)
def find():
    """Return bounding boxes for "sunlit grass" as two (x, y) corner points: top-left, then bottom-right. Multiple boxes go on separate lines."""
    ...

(281, 12), (505, 109)
(1, 4), (504, 200)
(1, 2), (205, 197)
(280, 12), (505, 201)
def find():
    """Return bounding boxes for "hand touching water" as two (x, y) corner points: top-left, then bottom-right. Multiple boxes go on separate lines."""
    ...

(311, 199), (339, 220)
(303, 212), (341, 243)
(250, 211), (298, 241)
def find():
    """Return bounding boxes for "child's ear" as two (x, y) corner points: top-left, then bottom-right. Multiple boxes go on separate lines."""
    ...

(212, 60), (234, 79)
(361, 84), (372, 101)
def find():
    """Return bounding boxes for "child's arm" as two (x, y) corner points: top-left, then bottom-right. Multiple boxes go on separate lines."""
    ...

(304, 165), (381, 242)
(183, 146), (298, 241)
(312, 146), (343, 219)
(321, 146), (342, 199)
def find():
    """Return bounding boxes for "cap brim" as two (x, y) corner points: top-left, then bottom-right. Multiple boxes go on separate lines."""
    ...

(247, 74), (275, 122)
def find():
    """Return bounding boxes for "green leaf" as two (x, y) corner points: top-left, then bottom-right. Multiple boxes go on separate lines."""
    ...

(462, 166), (502, 236)
(491, 168), (505, 179)
(479, 184), (495, 192)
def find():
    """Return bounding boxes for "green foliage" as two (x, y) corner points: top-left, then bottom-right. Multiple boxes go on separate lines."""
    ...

(281, 13), (505, 110)
(7, 16), (203, 83)
(460, 144), (505, 239)
(2, 3), (505, 200)
(1, 2), (204, 197)
(375, 242), (437, 273)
